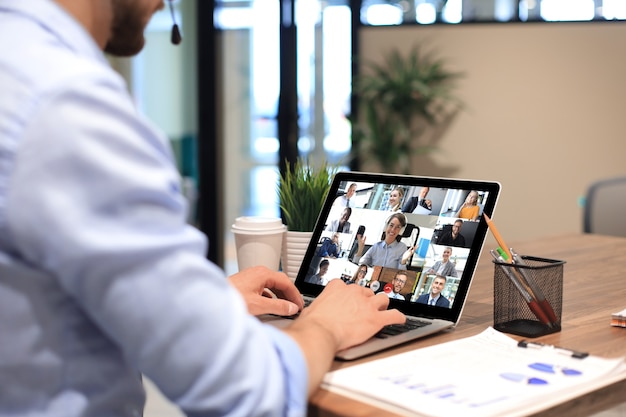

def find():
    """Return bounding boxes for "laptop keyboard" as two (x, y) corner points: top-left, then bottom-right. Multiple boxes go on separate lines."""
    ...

(280, 301), (431, 339)
(374, 318), (432, 339)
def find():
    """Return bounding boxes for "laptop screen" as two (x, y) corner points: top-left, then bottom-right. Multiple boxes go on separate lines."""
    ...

(295, 171), (501, 323)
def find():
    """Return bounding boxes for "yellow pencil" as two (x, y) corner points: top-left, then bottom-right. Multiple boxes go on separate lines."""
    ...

(483, 213), (513, 262)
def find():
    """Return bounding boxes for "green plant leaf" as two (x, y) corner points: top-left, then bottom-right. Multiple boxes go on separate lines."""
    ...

(277, 158), (339, 232)
(353, 44), (463, 173)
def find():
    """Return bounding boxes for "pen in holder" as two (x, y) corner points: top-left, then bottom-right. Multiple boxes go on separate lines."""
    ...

(493, 255), (565, 338)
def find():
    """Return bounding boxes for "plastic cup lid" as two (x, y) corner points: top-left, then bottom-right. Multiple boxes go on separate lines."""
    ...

(232, 216), (286, 234)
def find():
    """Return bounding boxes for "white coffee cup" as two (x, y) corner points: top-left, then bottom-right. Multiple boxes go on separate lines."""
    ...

(231, 216), (286, 271)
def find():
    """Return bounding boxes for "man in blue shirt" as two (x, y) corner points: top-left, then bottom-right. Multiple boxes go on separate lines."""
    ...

(317, 233), (341, 258)
(0, 1), (405, 416)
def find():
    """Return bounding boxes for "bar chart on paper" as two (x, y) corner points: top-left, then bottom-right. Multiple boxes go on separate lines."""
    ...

(322, 328), (626, 417)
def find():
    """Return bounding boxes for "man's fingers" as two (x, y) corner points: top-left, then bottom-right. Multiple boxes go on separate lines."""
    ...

(262, 288), (276, 298)
(265, 273), (305, 309)
(379, 308), (406, 325)
(262, 299), (300, 317)
(372, 291), (392, 307)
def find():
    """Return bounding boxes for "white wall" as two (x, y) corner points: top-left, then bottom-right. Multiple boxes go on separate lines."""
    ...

(361, 22), (626, 242)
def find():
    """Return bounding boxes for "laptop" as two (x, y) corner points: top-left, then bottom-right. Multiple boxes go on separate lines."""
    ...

(264, 171), (501, 360)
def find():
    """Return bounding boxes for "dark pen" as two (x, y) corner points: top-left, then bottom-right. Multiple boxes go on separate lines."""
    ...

(518, 340), (589, 359)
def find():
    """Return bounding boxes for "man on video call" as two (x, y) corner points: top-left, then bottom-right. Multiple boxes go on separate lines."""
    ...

(437, 219), (467, 247)
(402, 186), (432, 213)
(417, 276), (451, 308)
(0, 1), (405, 416)
(387, 271), (409, 300)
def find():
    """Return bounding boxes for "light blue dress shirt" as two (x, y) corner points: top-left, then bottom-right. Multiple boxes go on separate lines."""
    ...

(0, 1), (306, 416)
(359, 240), (408, 270)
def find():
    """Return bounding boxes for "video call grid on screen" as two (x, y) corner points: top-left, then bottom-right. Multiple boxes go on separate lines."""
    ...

(297, 172), (500, 322)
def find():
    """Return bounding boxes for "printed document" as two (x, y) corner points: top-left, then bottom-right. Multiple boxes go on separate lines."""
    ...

(322, 327), (626, 417)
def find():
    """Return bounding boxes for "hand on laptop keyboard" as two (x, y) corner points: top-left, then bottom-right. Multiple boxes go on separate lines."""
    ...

(374, 318), (432, 338)
(286, 279), (406, 352)
(228, 266), (304, 316)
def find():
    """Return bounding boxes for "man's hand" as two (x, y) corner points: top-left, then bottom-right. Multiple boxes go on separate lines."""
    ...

(296, 279), (405, 351)
(284, 280), (406, 396)
(228, 266), (304, 316)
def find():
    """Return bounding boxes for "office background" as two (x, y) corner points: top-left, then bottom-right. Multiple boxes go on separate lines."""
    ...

(107, 2), (626, 414)
(113, 1), (626, 273)
(360, 20), (626, 245)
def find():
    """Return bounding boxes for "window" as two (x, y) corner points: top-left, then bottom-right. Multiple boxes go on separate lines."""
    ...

(360, 0), (626, 25)
(215, 0), (352, 273)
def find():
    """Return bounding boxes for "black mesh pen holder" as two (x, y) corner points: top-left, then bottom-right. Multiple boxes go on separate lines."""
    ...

(493, 255), (565, 338)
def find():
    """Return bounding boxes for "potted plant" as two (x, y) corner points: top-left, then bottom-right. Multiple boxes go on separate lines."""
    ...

(277, 157), (338, 280)
(277, 157), (338, 232)
(352, 44), (463, 175)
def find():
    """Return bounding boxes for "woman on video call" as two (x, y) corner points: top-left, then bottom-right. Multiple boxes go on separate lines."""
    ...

(355, 213), (415, 270)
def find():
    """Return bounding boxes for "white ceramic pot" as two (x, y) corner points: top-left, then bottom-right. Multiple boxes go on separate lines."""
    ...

(281, 230), (314, 282)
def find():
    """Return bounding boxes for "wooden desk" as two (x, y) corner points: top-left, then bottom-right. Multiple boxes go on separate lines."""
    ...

(308, 234), (626, 417)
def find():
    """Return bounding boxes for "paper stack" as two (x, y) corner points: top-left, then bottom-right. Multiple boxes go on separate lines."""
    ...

(611, 308), (626, 328)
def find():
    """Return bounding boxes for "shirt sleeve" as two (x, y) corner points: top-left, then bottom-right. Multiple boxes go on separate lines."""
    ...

(6, 74), (307, 417)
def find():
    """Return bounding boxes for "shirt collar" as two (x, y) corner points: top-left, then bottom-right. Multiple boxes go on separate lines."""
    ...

(382, 240), (399, 249)
(0, 0), (107, 65)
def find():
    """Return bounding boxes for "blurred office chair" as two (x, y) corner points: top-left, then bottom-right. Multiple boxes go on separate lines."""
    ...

(583, 176), (626, 237)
